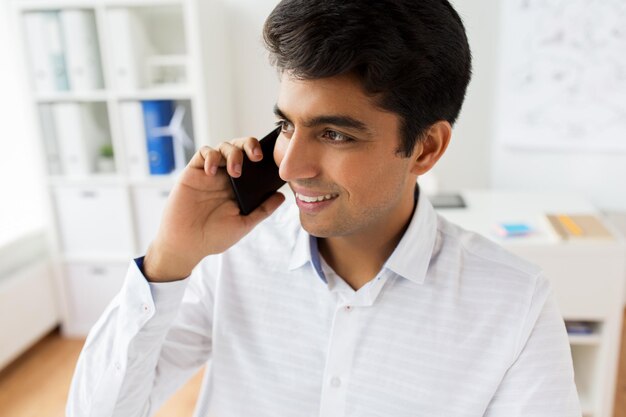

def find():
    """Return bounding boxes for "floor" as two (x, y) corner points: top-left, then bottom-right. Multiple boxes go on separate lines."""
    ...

(3, 317), (626, 416)
(615, 307), (626, 417)
(0, 329), (203, 417)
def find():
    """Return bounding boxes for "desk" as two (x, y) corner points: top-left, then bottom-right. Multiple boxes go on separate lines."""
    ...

(435, 190), (626, 417)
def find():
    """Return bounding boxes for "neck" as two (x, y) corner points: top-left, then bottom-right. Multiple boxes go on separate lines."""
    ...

(318, 185), (418, 291)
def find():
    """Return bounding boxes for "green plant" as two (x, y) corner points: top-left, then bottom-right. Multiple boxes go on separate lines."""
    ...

(100, 143), (114, 158)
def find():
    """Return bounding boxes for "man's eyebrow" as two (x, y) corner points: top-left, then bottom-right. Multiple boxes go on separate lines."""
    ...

(273, 104), (372, 134)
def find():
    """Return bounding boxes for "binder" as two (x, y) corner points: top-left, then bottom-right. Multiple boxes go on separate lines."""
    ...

(23, 12), (69, 92)
(141, 100), (176, 175)
(59, 9), (104, 91)
(38, 104), (63, 175)
(119, 101), (149, 177)
(53, 103), (98, 176)
(107, 8), (147, 90)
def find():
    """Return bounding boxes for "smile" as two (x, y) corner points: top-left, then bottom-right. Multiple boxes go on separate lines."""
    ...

(295, 193), (338, 203)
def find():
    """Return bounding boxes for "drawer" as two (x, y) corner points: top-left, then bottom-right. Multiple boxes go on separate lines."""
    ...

(131, 185), (171, 254)
(63, 262), (127, 336)
(53, 185), (134, 257)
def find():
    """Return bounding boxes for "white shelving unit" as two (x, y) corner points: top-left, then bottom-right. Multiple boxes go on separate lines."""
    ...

(436, 190), (626, 417)
(12, 0), (234, 336)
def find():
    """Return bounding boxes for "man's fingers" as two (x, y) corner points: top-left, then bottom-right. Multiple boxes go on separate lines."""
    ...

(189, 137), (263, 178)
(242, 193), (286, 228)
(231, 137), (263, 162)
(217, 142), (245, 177)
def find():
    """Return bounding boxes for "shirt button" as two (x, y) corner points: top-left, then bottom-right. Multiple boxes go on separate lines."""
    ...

(330, 376), (342, 387)
(115, 362), (122, 372)
(344, 305), (352, 312)
(142, 303), (151, 314)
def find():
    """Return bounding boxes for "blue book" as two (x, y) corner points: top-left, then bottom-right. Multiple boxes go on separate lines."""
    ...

(141, 100), (175, 175)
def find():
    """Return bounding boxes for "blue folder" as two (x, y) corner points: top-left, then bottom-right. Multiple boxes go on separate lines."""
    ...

(141, 100), (175, 175)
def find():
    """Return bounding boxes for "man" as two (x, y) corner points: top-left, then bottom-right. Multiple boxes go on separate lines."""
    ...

(67, 1), (581, 416)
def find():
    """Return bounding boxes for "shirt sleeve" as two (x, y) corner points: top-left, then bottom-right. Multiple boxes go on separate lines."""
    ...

(483, 273), (582, 417)
(66, 255), (214, 417)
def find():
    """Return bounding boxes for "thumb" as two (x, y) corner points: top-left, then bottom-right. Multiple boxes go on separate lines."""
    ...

(242, 192), (286, 228)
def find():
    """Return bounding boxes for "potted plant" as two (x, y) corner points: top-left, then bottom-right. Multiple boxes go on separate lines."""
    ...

(96, 143), (115, 173)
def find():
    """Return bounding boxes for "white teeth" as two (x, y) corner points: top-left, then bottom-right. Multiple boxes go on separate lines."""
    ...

(296, 193), (336, 203)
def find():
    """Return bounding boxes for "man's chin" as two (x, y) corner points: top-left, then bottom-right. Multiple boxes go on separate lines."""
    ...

(299, 215), (334, 238)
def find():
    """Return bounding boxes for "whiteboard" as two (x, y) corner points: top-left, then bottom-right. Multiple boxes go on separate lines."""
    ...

(493, 0), (626, 152)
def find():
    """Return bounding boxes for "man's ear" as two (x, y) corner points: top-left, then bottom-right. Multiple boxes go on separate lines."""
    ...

(409, 121), (451, 176)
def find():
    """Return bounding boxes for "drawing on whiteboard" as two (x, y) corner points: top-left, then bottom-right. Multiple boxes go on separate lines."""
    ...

(494, 0), (626, 151)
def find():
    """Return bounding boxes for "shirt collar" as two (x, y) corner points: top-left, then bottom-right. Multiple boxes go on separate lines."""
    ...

(383, 186), (438, 285)
(288, 184), (438, 285)
(289, 224), (327, 282)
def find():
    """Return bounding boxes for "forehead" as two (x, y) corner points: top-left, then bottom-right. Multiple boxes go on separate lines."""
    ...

(276, 73), (398, 129)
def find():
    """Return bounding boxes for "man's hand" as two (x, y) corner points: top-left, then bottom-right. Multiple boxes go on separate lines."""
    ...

(143, 137), (285, 282)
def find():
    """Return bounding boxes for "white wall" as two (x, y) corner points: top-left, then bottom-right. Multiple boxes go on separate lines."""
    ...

(0, 3), (46, 242)
(223, 0), (281, 137)
(431, 0), (500, 193)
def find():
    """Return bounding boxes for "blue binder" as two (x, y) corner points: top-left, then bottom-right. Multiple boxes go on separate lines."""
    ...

(141, 100), (175, 175)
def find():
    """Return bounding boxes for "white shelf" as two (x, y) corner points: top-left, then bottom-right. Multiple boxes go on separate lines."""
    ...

(115, 88), (194, 101)
(128, 173), (180, 187)
(13, 0), (232, 339)
(61, 253), (133, 263)
(47, 174), (126, 186)
(103, 0), (183, 7)
(35, 90), (108, 102)
(568, 334), (602, 346)
(17, 0), (96, 11)
(16, 0), (183, 11)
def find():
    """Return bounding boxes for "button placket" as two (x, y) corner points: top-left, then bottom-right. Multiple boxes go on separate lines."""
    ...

(318, 304), (358, 417)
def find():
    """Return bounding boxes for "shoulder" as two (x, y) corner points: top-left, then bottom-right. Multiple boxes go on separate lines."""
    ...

(430, 213), (548, 316)
(434, 213), (543, 280)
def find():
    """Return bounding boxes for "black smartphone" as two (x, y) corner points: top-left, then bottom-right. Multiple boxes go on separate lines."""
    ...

(229, 128), (286, 215)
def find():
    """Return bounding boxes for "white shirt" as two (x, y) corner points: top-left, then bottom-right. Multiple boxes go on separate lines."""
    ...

(67, 191), (582, 417)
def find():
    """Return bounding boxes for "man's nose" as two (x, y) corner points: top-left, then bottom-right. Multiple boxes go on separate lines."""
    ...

(278, 133), (319, 182)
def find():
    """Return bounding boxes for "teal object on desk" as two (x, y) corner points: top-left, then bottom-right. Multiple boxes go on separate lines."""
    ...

(496, 223), (533, 237)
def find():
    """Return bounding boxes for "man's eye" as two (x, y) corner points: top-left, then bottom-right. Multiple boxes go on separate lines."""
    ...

(323, 130), (353, 143)
(275, 120), (294, 134)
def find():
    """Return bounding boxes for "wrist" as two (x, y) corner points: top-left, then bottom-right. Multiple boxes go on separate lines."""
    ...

(143, 242), (197, 282)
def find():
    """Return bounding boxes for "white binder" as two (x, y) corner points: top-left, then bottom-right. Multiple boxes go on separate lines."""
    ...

(53, 103), (97, 176)
(59, 9), (104, 91)
(119, 101), (149, 177)
(38, 104), (63, 175)
(107, 8), (148, 90)
(23, 12), (69, 92)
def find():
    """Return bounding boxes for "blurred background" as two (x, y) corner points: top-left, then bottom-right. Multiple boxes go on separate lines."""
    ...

(0, 0), (625, 416)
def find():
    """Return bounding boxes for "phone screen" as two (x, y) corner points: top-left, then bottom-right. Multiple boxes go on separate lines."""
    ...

(229, 128), (286, 215)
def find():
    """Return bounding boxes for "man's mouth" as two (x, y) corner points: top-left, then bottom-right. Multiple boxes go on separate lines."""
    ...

(295, 192), (338, 203)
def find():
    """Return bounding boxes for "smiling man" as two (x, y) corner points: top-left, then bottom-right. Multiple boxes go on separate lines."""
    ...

(67, 1), (581, 416)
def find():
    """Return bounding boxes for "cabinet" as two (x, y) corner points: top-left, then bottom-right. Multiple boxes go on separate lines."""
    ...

(11, 0), (234, 337)
(435, 190), (626, 417)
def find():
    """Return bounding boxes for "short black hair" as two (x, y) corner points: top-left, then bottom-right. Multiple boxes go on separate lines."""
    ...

(263, 0), (472, 157)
